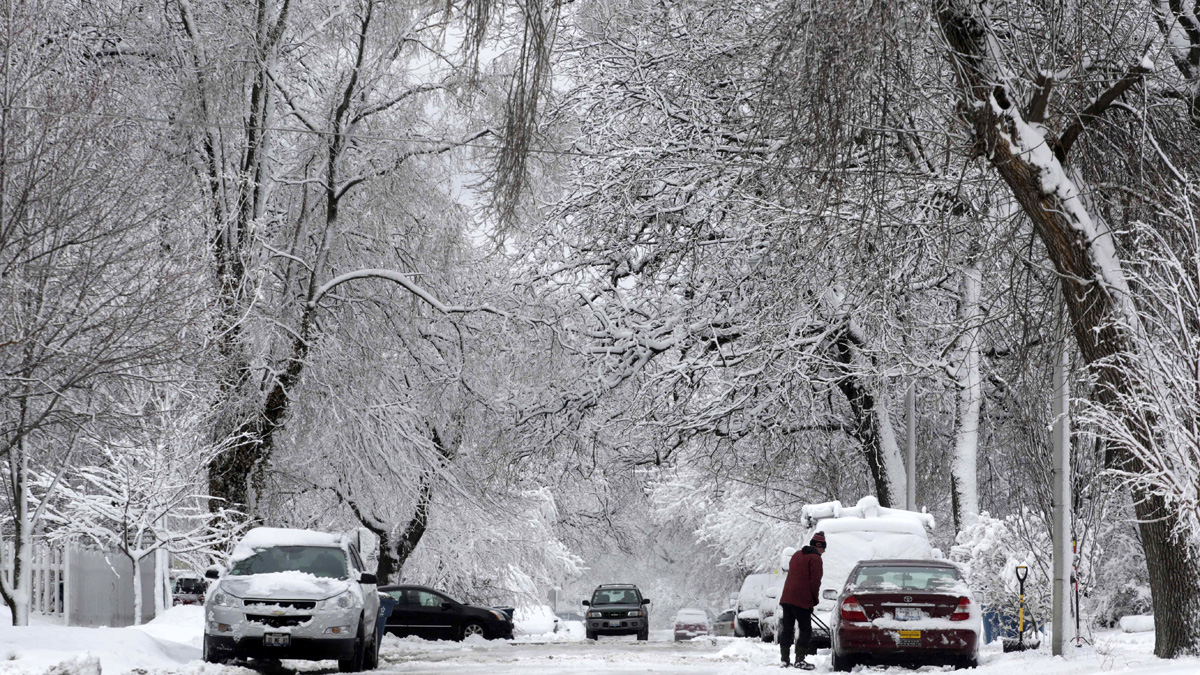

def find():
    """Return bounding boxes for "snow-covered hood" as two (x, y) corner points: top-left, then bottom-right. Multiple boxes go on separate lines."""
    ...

(219, 571), (352, 601)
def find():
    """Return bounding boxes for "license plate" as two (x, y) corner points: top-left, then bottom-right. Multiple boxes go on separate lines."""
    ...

(264, 633), (291, 647)
(896, 607), (921, 621)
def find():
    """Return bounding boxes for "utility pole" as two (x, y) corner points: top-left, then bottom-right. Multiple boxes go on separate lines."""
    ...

(1051, 304), (1072, 656)
(905, 379), (916, 511)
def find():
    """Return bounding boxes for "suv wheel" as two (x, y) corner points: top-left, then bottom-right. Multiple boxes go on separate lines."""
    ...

(586, 630), (597, 640)
(202, 636), (225, 664)
(637, 628), (648, 641)
(338, 619), (367, 673)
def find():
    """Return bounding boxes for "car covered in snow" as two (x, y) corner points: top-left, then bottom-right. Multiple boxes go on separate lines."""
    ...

(712, 609), (738, 637)
(378, 584), (514, 641)
(673, 608), (710, 641)
(583, 583), (650, 640)
(202, 527), (380, 672)
(757, 548), (795, 644)
(828, 559), (981, 671)
(734, 573), (773, 637)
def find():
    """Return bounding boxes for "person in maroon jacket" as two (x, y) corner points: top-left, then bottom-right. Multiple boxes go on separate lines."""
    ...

(778, 531), (826, 669)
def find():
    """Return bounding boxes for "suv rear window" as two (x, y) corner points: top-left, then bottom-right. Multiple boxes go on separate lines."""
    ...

(229, 545), (348, 579)
(591, 588), (641, 605)
(851, 565), (959, 591)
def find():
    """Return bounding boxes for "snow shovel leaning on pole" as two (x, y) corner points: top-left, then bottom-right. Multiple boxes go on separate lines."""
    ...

(1002, 565), (1041, 652)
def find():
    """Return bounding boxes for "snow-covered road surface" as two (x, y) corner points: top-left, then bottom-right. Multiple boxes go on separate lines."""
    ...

(3, 607), (1200, 674)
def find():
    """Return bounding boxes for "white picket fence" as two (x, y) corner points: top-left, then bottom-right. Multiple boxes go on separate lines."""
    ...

(1, 541), (67, 619)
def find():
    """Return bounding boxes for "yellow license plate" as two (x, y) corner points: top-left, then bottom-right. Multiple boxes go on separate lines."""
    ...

(898, 630), (922, 639)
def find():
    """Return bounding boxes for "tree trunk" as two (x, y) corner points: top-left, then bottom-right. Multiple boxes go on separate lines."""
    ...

(936, 0), (1200, 656)
(832, 329), (906, 508)
(950, 256), (983, 531)
(132, 554), (144, 626)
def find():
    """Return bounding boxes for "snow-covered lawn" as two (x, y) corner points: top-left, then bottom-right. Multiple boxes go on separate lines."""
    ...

(1, 607), (1198, 674)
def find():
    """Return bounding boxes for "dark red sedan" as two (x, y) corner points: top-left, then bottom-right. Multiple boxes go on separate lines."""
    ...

(829, 559), (980, 671)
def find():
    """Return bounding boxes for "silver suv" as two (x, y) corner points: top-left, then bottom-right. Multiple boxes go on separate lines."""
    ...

(203, 527), (380, 672)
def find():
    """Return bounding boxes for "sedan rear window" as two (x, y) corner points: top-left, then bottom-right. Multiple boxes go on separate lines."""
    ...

(229, 545), (348, 579)
(850, 565), (960, 591)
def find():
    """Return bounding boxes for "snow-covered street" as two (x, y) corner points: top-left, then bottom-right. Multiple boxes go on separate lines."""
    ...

(3, 606), (1199, 675)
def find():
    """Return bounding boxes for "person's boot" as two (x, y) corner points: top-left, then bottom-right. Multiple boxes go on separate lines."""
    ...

(793, 655), (815, 671)
(779, 643), (791, 668)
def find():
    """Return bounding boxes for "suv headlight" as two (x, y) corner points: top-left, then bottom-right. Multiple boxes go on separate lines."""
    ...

(587, 611), (602, 618)
(210, 590), (242, 608)
(627, 610), (644, 617)
(488, 609), (509, 623)
(321, 590), (360, 610)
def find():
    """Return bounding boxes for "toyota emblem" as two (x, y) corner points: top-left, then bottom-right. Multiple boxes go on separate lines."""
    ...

(904, 596), (912, 603)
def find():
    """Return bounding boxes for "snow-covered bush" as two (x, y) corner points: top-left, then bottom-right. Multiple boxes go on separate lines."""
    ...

(950, 512), (1050, 624)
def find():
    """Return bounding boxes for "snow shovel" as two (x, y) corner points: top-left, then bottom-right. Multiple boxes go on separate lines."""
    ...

(1002, 565), (1041, 652)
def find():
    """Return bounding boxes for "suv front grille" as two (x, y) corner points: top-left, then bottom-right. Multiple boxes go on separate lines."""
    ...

(247, 614), (312, 628)
(604, 611), (629, 618)
(244, 599), (317, 610)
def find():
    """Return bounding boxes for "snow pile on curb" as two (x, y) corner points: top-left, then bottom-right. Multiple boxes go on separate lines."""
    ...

(1119, 615), (1155, 633)
(0, 625), (199, 673)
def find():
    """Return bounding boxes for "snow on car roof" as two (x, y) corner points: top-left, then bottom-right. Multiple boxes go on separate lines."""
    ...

(676, 609), (708, 619)
(231, 527), (345, 562)
(800, 495), (935, 531)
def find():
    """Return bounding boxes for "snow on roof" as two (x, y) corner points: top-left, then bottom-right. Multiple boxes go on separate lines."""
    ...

(231, 527), (345, 562)
(800, 495), (935, 531)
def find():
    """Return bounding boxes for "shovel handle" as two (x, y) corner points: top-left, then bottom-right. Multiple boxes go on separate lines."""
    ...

(1016, 565), (1028, 583)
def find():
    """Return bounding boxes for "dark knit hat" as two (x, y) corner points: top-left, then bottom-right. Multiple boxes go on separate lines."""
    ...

(810, 531), (827, 549)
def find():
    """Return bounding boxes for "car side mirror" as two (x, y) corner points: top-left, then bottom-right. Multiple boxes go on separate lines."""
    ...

(765, 590), (778, 599)
(641, 598), (650, 605)
(359, 572), (377, 585)
(822, 589), (838, 601)
(581, 600), (590, 606)
(204, 565), (223, 580)
(975, 590), (988, 605)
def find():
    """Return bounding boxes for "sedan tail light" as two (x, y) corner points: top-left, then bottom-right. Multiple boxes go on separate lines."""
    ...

(840, 596), (869, 622)
(950, 596), (971, 621)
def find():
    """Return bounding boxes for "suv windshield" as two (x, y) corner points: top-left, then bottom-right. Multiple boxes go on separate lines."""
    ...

(591, 588), (640, 605)
(851, 565), (959, 591)
(229, 545), (348, 579)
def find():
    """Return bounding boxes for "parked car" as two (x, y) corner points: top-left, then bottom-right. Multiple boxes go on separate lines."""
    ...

(673, 608), (710, 642)
(734, 573), (773, 637)
(583, 583), (650, 641)
(172, 573), (208, 606)
(202, 527), (380, 672)
(829, 559), (981, 671)
(797, 496), (937, 649)
(378, 585), (514, 641)
(712, 609), (738, 637)
(758, 548), (795, 643)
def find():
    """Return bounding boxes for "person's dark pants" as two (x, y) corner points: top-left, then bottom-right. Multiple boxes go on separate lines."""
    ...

(778, 602), (812, 663)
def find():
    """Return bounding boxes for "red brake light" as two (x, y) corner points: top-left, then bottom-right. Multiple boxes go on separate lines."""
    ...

(840, 595), (868, 622)
(950, 596), (971, 621)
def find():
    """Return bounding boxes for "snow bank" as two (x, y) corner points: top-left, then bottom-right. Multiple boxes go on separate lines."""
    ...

(0, 625), (199, 673)
(514, 604), (558, 636)
(130, 604), (205, 648)
(1119, 614), (1155, 633)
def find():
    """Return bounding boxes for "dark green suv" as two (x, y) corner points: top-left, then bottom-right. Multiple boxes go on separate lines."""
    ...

(583, 583), (650, 640)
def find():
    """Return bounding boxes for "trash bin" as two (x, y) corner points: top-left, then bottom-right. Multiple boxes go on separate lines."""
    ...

(376, 593), (398, 651)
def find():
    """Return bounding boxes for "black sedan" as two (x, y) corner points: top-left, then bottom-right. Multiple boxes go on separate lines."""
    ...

(379, 585), (514, 641)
